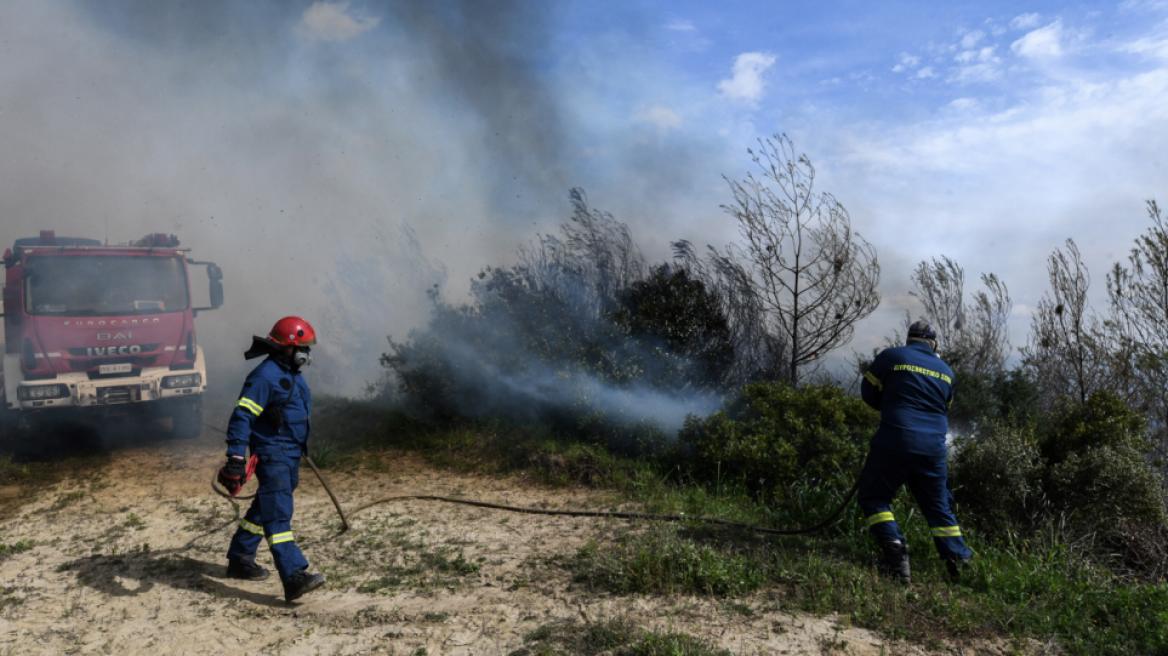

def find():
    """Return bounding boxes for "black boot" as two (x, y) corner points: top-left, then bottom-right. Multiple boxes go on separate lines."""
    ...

(946, 557), (973, 582)
(283, 567), (326, 602)
(226, 558), (270, 581)
(875, 540), (911, 584)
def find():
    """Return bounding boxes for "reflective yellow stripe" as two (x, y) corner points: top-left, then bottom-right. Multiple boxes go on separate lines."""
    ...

(931, 526), (963, 537)
(268, 531), (294, 546)
(867, 512), (895, 526)
(239, 519), (264, 536)
(864, 371), (882, 390)
(237, 397), (264, 416)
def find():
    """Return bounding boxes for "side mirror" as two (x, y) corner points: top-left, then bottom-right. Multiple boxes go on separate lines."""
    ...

(191, 261), (224, 315)
(210, 279), (224, 309)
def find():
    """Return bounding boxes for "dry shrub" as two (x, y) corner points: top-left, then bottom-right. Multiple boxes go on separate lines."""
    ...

(525, 446), (614, 486)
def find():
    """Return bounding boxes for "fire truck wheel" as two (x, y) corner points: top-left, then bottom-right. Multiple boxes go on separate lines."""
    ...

(169, 401), (203, 440)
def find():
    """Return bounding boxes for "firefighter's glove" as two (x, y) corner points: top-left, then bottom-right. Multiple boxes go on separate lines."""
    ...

(218, 456), (248, 497)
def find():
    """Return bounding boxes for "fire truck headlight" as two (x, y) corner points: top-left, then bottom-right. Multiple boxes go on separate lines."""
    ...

(162, 374), (202, 389)
(18, 384), (69, 401)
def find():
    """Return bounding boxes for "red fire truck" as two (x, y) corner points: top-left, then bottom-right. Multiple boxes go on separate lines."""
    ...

(1, 231), (222, 438)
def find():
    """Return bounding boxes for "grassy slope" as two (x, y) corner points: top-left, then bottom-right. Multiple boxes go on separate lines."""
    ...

(253, 396), (1168, 654)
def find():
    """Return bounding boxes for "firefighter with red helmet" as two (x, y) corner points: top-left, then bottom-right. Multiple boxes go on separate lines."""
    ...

(217, 316), (326, 602)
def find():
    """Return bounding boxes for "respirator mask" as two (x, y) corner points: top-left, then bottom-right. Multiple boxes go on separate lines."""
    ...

(292, 348), (312, 368)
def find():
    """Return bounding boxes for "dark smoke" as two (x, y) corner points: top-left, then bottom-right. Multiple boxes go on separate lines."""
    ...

(0, 0), (739, 429)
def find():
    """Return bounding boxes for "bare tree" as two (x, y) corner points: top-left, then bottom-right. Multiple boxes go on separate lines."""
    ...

(1109, 201), (1168, 347)
(1107, 200), (1168, 460)
(961, 273), (1013, 375)
(1022, 239), (1114, 410)
(720, 134), (881, 385)
(909, 256), (1012, 375)
(910, 256), (966, 352)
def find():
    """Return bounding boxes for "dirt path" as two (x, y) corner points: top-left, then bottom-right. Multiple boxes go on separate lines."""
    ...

(0, 422), (994, 655)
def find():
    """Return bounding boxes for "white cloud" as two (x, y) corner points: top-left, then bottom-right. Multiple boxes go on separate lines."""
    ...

(295, 2), (380, 43)
(961, 30), (986, 49)
(834, 65), (1168, 348)
(717, 52), (776, 104)
(951, 46), (1002, 83)
(1123, 35), (1168, 60)
(1011, 13), (1042, 30)
(915, 66), (937, 79)
(893, 52), (920, 72)
(955, 46), (1000, 65)
(665, 19), (696, 32)
(634, 105), (682, 132)
(1012, 21), (1064, 58)
(1120, 0), (1168, 11)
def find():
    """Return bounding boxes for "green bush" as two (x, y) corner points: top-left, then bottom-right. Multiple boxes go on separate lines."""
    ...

(955, 391), (1168, 547)
(951, 421), (1043, 534)
(1047, 445), (1167, 528)
(1042, 392), (1166, 529)
(679, 381), (877, 503)
(1042, 391), (1151, 465)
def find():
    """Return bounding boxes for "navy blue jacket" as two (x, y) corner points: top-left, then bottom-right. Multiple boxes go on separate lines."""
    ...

(861, 341), (954, 457)
(225, 356), (312, 459)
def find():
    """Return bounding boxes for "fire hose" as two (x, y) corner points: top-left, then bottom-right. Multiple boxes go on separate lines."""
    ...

(211, 456), (859, 536)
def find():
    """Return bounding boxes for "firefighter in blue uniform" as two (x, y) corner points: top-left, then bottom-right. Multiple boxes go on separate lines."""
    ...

(859, 320), (973, 583)
(217, 316), (326, 602)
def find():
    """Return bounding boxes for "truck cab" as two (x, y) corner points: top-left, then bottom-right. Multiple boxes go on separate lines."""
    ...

(1, 231), (222, 438)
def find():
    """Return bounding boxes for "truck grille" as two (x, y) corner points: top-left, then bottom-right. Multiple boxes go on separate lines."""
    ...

(97, 386), (134, 405)
(71, 355), (157, 373)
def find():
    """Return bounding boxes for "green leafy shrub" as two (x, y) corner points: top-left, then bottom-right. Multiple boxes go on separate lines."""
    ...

(951, 421), (1043, 534)
(1041, 391), (1151, 465)
(1047, 445), (1167, 528)
(679, 380), (877, 503)
(1041, 392), (1166, 529)
(955, 391), (1168, 554)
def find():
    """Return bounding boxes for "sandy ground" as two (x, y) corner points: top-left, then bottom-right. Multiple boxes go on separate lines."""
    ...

(0, 419), (1016, 656)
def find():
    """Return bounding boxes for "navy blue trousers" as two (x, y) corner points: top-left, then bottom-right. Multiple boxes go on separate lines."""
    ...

(857, 445), (972, 561)
(226, 454), (310, 580)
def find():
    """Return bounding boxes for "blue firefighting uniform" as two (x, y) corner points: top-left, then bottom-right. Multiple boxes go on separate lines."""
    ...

(859, 341), (972, 561)
(224, 356), (312, 580)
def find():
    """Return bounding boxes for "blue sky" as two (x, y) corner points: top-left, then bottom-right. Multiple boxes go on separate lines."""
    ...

(543, 0), (1168, 353)
(1, 0), (1167, 388)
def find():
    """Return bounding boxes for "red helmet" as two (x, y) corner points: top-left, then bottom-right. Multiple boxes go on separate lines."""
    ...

(268, 316), (317, 347)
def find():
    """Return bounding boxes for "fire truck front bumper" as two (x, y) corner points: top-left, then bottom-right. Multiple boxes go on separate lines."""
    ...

(13, 367), (206, 412)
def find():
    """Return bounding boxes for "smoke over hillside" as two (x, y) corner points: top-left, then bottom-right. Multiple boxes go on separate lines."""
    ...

(0, 1), (575, 396)
(0, 1), (902, 431)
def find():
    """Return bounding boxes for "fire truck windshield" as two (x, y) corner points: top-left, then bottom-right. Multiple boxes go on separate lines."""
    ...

(23, 255), (190, 316)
